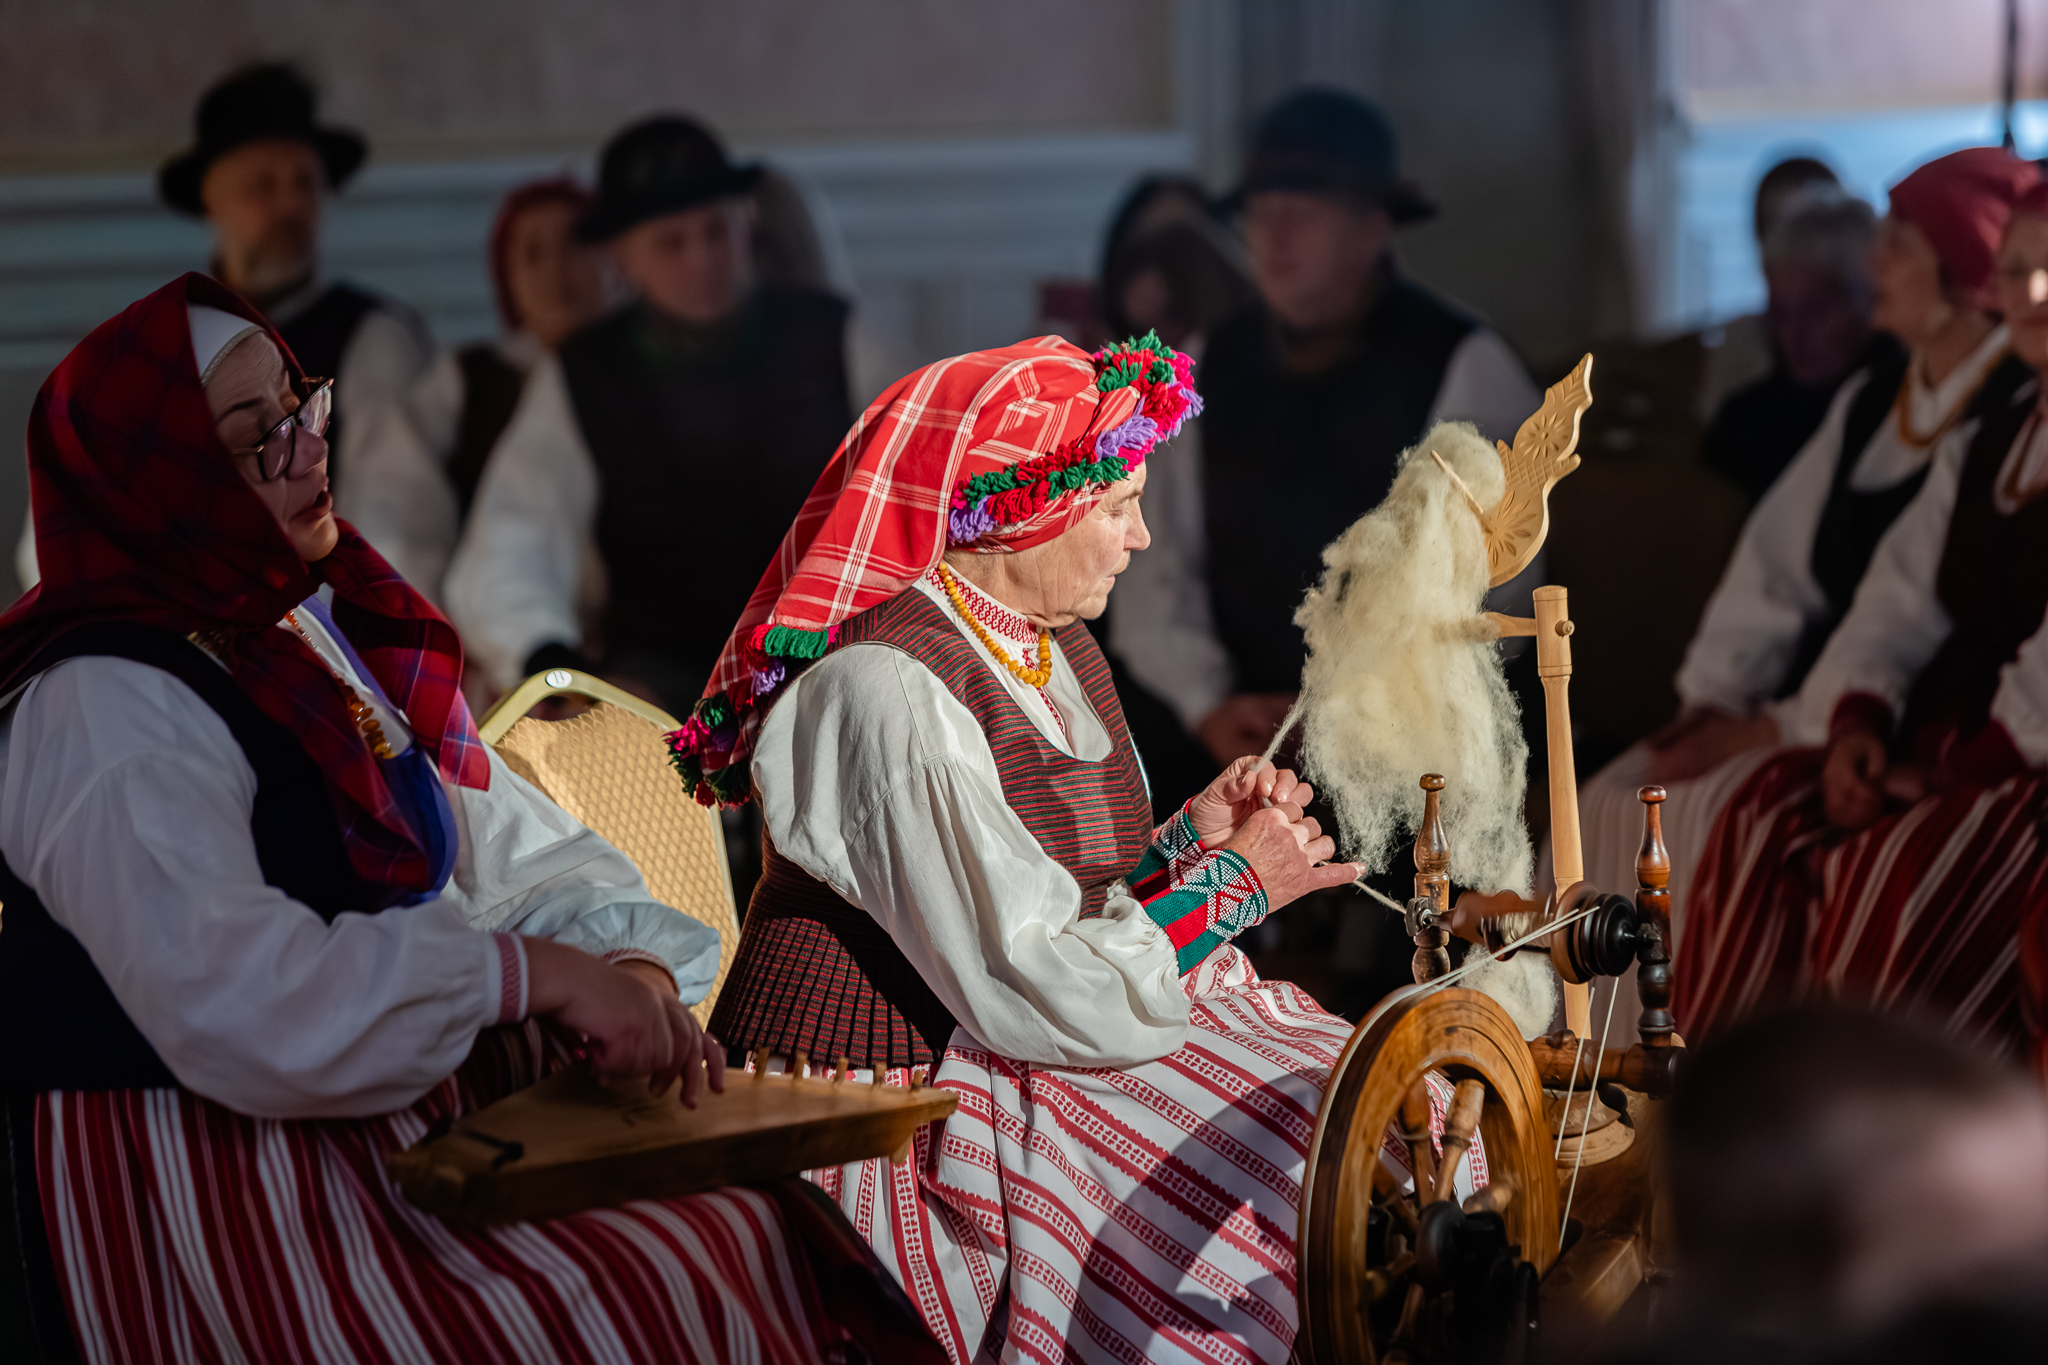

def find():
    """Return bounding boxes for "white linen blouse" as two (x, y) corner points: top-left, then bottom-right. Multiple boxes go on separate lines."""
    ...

(753, 574), (1191, 1069)
(1788, 372), (2048, 766)
(0, 609), (718, 1119)
(1675, 327), (2011, 723)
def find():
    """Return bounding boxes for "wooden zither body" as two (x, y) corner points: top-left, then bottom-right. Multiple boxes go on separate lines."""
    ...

(388, 1054), (957, 1229)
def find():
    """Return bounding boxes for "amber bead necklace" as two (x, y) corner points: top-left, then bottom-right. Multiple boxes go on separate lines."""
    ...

(285, 610), (396, 758)
(935, 563), (1054, 688)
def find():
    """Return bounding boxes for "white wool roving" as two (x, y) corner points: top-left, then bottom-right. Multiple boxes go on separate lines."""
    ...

(1460, 951), (1562, 1040)
(1294, 420), (1532, 893)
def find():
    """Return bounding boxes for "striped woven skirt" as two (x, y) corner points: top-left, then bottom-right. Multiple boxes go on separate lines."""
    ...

(6, 1022), (940, 1365)
(804, 948), (1482, 1365)
(1673, 749), (2048, 1059)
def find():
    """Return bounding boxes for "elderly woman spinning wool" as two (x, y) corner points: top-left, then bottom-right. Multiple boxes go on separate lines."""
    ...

(0, 275), (942, 1365)
(674, 334), (1522, 1365)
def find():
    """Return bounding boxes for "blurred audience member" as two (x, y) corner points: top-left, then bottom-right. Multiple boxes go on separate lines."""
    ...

(446, 116), (851, 715)
(1696, 156), (1846, 420)
(16, 63), (433, 594)
(1699, 190), (1887, 503)
(1658, 1006), (2048, 1354)
(1097, 175), (1256, 348)
(1676, 168), (2048, 1058)
(342, 179), (609, 605)
(1566, 150), (2035, 1022)
(1163, 88), (1538, 767)
(1088, 178), (1256, 815)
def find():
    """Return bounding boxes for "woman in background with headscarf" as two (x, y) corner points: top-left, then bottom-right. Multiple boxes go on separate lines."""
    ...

(1565, 147), (2037, 1023)
(342, 177), (609, 605)
(1676, 180), (2048, 1070)
(0, 275), (935, 1365)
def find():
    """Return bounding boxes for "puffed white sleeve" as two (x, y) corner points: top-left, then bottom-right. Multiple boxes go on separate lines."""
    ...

(0, 658), (515, 1119)
(1427, 328), (1540, 447)
(436, 747), (721, 1003)
(1990, 611), (2048, 767)
(444, 356), (599, 693)
(755, 644), (1191, 1067)
(1787, 437), (1965, 744)
(1674, 381), (1854, 716)
(338, 350), (464, 604)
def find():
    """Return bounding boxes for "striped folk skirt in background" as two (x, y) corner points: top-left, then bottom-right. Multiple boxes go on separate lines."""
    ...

(12, 1022), (941, 1365)
(1674, 748), (2048, 1060)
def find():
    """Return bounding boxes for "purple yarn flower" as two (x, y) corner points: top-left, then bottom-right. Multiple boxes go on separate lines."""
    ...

(949, 501), (1000, 543)
(1093, 414), (1160, 461)
(751, 660), (787, 695)
(707, 716), (740, 753)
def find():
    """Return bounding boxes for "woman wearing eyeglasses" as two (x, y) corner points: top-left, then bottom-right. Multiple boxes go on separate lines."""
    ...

(0, 276), (934, 1364)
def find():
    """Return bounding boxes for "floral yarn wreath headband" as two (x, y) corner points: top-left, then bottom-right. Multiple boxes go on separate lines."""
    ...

(945, 335), (1200, 542)
(667, 331), (1202, 806)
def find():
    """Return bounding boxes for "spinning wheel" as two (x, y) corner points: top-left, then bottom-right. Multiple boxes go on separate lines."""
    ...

(1299, 987), (1556, 1364)
(1297, 357), (1686, 1360)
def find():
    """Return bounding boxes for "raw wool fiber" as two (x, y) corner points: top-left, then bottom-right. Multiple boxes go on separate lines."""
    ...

(1460, 951), (1562, 1040)
(1295, 421), (1532, 893)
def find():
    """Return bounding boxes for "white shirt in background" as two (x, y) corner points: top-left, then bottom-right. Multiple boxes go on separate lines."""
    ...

(1676, 326), (2011, 726)
(1789, 374), (2048, 766)
(341, 332), (544, 605)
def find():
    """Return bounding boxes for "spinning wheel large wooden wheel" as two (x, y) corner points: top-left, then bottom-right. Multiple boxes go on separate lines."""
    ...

(1299, 987), (1559, 1365)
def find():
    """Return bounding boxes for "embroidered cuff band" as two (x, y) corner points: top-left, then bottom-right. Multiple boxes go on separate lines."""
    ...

(1138, 848), (1269, 977)
(493, 932), (529, 1025)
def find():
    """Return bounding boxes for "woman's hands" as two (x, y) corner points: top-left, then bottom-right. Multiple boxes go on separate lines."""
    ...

(523, 938), (725, 1105)
(1822, 729), (1890, 832)
(1222, 803), (1362, 912)
(1189, 755), (1314, 846)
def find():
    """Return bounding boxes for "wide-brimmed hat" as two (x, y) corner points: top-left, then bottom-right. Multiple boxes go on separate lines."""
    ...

(1224, 87), (1436, 224)
(158, 64), (366, 218)
(576, 116), (764, 243)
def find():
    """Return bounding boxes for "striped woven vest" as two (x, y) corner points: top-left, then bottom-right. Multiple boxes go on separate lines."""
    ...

(708, 588), (1153, 1068)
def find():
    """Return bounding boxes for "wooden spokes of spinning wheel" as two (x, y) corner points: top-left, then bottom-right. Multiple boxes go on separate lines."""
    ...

(1298, 988), (1558, 1365)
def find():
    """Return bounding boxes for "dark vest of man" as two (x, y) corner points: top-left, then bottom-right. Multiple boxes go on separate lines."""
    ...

(559, 284), (851, 704)
(273, 282), (380, 482)
(1200, 272), (1474, 694)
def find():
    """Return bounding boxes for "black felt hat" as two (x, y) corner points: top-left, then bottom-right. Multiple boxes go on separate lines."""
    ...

(158, 64), (366, 218)
(576, 116), (764, 243)
(1225, 87), (1436, 223)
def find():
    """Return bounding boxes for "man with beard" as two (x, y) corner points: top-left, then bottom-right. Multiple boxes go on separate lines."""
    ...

(17, 65), (433, 595)
(161, 65), (430, 490)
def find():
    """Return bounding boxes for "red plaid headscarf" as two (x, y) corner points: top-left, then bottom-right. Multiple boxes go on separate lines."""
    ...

(0, 273), (489, 901)
(670, 332), (1201, 805)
